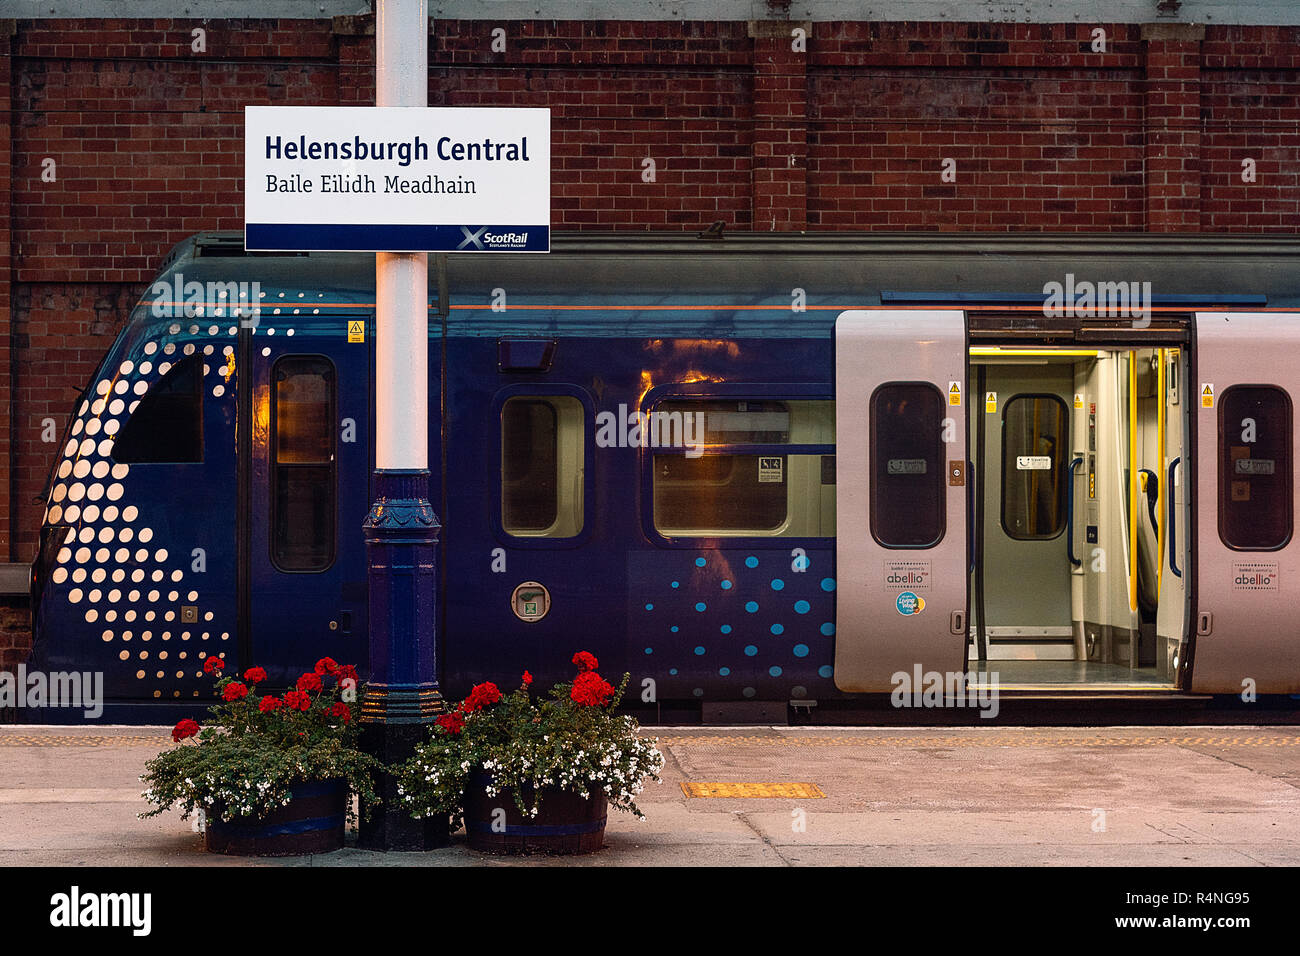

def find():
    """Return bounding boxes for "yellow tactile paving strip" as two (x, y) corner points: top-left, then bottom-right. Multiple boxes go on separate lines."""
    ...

(1, 732), (1298, 748)
(682, 782), (826, 798)
(0, 735), (170, 747)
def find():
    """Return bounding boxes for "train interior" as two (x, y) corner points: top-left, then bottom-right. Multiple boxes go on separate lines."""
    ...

(967, 346), (1190, 689)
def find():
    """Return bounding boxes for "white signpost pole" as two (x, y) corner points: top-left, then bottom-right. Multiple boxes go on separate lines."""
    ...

(358, 0), (446, 852)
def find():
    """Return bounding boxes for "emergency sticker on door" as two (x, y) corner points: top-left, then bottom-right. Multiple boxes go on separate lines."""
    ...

(758, 457), (784, 483)
(1201, 383), (1214, 408)
(895, 591), (926, 615)
(1233, 562), (1278, 591)
(885, 561), (931, 590)
(948, 382), (961, 406)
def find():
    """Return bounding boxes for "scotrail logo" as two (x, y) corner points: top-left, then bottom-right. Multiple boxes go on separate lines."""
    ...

(50, 886), (151, 936)
(891, 666), (1000, 719)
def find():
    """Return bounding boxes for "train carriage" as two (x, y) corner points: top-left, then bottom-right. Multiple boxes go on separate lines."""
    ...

(24, 231), (1300, 721)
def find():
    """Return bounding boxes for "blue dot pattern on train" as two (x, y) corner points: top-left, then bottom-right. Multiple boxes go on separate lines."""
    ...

(636, 551), (835, 697)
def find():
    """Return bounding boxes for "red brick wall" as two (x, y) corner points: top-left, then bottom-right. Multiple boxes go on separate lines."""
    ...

(4, 15), (1300, 571)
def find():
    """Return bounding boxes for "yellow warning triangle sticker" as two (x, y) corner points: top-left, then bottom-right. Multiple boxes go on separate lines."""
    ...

(1201, 383), (1214, 408)
(348, 320), (365, 343)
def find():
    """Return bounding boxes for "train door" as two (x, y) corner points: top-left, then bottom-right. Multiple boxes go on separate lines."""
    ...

(1191, 313), (1300, 694)
(245, 318), (372, 684)
(1156, 347), (1190, 683)
(833, 310), (968, 691)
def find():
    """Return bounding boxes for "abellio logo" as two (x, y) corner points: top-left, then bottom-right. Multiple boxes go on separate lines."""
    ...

(896, 591), (926, 615)
(886, 569), (929, 587)
(1235, 572), (1273, 587)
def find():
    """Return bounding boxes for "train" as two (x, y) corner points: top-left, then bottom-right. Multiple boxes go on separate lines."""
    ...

(24, 230), (1300, 722)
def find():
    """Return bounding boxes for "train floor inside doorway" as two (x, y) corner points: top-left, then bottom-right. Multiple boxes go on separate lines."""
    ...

(969, 660), (1170, 689)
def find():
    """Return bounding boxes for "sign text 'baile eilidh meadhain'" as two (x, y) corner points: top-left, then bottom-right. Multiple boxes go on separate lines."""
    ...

(244, 106), (551, 253)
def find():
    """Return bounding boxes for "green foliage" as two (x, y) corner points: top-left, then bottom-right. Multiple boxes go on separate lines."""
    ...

(139, 659), (380, 826)
(395, 659), (665, 826)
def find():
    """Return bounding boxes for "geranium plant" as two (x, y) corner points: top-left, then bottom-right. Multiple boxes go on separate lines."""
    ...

(395, 651), (664, 825)
(139, 656), (380, 826)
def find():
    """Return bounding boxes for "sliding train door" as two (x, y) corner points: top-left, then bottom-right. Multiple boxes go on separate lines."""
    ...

(245, 319), (372, 684)
(1192, 312), (1300, 694)
(833, 310), (968, 691)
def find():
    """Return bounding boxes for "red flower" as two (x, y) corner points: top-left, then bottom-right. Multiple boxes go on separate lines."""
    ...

(258, 695), (283, 713)
(222, 681), (248, 702)
(284, 690), (311, 711)
(329, 701), (351, 724)
(461, 681), (502, 713)
(171, 719), (199, 742)
(296, 672), (323, 693)
(521, 670), (533, 687)
(314, 657), (339, 676)
(435, 710), (465, 735)
(336, 664), (359, 685)
(572, 651), (598, 673)
(203, 656), (225, 675)
(243, 667), (267, 685)
(570, 670), (615, 707)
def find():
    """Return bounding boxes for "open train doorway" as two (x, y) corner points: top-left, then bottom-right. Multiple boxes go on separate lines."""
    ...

(968, 345), (1190, 690)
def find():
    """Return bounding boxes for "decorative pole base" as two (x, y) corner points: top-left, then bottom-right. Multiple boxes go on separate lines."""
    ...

(357, 469), (447, 851)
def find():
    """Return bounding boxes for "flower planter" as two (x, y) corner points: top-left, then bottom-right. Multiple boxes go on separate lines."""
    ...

(205, 779), (347, 857)
(464, 772), (608, 855)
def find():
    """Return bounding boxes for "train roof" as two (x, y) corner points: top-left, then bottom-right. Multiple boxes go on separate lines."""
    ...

(136, 230), (1300, 337)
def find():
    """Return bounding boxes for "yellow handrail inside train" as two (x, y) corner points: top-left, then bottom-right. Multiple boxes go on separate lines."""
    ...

(1128, 350), (1138, 614)
(1156, 349), (1166, 599)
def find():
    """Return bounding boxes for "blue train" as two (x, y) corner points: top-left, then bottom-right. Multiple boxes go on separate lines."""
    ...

(26, 231), (1300, 721)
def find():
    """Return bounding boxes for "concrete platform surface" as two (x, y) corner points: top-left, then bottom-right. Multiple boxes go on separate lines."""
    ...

(2, 724), (1299, 866)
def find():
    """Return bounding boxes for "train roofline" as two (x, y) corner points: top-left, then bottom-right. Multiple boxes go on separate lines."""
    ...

(167, 229), (1300, 265)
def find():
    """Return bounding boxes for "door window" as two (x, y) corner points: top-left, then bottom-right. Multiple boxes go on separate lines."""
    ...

(1219, 385), (1292, 550)
(271, 356), (336, 571)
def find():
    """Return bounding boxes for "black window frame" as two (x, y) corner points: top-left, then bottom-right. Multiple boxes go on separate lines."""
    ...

(999, 392), (1069, 542)
(269, 354), (337, 573)
(869, 381), (946, 550)
(1217, 383), (1293, 552)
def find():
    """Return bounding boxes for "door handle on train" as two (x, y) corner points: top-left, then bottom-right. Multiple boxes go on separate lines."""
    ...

(1167, 457), (1182, 578)
(950, 609), (966, 636)
(1067, 457), (1083, 567)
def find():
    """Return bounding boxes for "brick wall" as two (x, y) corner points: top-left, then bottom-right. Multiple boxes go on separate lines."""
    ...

(3, 16), (1300, 579)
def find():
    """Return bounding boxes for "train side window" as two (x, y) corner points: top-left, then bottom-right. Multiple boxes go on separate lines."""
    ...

(1001, 394), (1068, 540)
(271, 357), (336, 571)
(501, 396), (585, 537)
(113, 355), (203, 463)
(1219, 385), (1292, 551)
(870, 383), (944, 548)
(652, 399), (835, 537)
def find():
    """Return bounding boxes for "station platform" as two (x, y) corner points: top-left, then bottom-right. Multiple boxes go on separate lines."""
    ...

(2, 724), (1299, 867)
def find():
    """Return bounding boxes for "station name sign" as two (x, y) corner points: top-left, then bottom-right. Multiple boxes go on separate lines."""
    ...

(244, 106), (550, 253)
